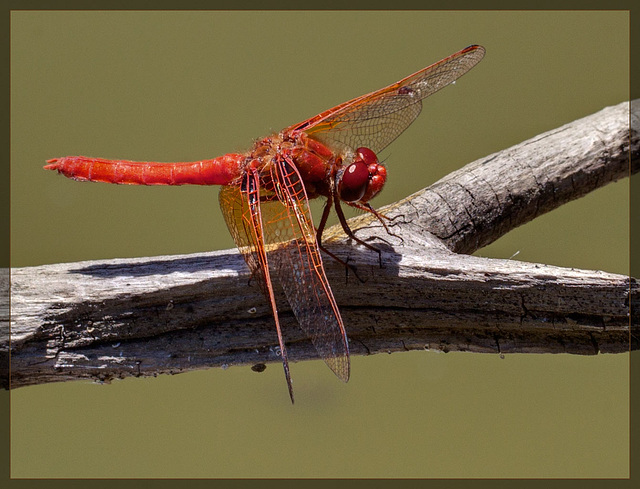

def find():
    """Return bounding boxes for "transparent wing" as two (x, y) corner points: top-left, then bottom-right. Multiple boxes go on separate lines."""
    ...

(219, 183), (263, 282)
(287, 45), (485, 154)
(219, 177), (295, 402)
(261, 157), (350, 382)
(219, 162), (350, 385)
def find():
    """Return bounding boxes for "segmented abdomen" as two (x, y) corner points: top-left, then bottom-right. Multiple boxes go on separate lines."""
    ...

(44, 154), (244, 186)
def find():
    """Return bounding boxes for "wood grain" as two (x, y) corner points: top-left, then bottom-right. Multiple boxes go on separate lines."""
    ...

(4, 100), (638, 389)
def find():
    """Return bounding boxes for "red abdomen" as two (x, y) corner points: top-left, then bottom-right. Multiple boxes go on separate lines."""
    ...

(44, 154), (244, 186)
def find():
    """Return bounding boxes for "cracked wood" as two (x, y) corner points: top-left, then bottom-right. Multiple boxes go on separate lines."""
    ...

(3, 100), (638, 389)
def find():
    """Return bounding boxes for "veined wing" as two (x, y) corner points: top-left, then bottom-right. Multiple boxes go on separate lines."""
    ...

(287, 45), (485, 154)
(261, 156), (350, 382)
(219, 175), (295, 402)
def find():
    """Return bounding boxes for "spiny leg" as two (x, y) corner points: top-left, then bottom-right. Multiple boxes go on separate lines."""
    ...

(332, 196), (383, 268)
(348, 202), (404, 244)
(315, 195), (364, 282)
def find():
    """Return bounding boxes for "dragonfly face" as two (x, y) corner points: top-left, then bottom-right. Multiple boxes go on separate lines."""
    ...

(336, 146), (387, 204)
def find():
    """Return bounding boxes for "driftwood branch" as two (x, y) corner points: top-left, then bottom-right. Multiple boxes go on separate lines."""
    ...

(4, 100), (638, 389)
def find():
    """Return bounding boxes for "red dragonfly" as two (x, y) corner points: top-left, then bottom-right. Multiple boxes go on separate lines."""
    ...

(45, 45), (485, 402)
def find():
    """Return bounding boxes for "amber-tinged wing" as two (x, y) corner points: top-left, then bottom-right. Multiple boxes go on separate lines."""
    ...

(219, 161), (350, 395)
(286, 45), (485, 154)
(219, 174), (295, 402)
(262, 156), (350, 382)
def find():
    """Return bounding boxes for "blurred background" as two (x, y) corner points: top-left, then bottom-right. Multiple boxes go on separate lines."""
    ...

(10, 11), (629, 477)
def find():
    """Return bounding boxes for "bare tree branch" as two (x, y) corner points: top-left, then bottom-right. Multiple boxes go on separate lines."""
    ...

(4, 100), (637, 389)
(327, 100), (638, 253)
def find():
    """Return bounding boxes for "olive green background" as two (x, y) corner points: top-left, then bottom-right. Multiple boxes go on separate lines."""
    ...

(10, 11), (630, 478)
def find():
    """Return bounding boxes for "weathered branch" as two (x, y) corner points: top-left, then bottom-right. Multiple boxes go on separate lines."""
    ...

(326, 100), (638, 253)
(4, 100), (638, 389)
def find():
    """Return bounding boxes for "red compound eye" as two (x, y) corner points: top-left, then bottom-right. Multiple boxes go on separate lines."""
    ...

(338, 147), (382, 203)
(355, 147), (378, 165)
(339, 161), (369, 202)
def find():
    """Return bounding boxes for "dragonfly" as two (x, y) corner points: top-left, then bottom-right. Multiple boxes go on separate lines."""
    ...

(45, 44), (485, 402)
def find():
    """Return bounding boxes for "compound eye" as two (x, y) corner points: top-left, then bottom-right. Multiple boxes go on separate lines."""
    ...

(339, 161), (369, 202)
(355, 147), (378, 165)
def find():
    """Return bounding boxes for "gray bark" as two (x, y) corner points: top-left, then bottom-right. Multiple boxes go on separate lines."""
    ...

(3, 100), (638, 389)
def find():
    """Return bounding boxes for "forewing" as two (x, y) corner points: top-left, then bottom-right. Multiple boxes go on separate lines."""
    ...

(287, 45), (485, 154)
(219, 179), (295, 401)
(261, 157), (350, 382)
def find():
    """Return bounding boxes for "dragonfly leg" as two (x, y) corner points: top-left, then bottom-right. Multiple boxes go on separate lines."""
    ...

(315, 196), (364, 283)
(333, 198), (383, 268)
(348, 202), (404, 245)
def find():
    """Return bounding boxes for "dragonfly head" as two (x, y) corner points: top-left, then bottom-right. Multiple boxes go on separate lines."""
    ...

(337, 147), (387, 204)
